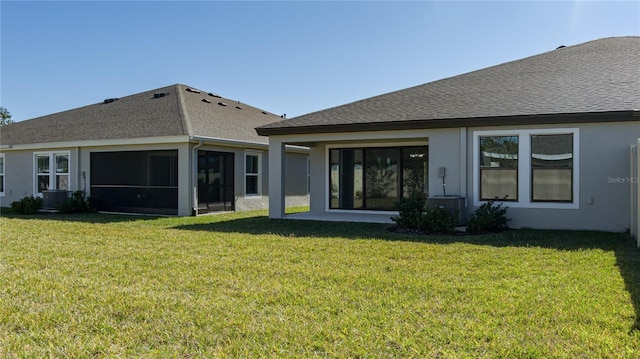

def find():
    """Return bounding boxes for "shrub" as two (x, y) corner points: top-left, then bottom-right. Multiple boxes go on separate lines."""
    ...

(57, 190), (96, 214)
(468, 199), (510, 233)
(392, 191), (426, 230)
(422, 206), (457, 234)
(393, 192), (457, 234)
(10, 195), (43, 214)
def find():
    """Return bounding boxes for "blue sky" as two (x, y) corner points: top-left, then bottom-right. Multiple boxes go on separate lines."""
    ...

(1, 1), (639, 122)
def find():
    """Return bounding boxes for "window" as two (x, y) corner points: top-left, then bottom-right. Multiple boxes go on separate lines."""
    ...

(0, 154), (4, 196)
(34, 152), (69, 195)
(329, 146), (428, 210)
(531, 134), (573, 202)
(479, 136), (518, 201)
(245, 152), (261, 196)
(474, 129), (578, 209)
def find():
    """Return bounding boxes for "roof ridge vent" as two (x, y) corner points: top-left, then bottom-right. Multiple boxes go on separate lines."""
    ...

(186, 88), (201, 93)
(103, 98), (119, 104)
(208, 92), (222, 98)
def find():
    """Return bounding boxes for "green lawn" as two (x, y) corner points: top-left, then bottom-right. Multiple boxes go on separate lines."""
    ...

(1, 210), (639, 358)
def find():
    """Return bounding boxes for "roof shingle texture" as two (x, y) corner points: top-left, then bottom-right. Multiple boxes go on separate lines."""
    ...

(257, 36), (640, 133)
(1, 84), (281, 145)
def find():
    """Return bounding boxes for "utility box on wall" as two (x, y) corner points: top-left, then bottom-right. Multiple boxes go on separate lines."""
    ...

(42, 190), (70, 210)
(427, 196), (466, 224)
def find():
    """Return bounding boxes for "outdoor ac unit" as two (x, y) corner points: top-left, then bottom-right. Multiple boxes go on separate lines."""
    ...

(42, 190), (70, 210)
(427, 196), (466, 224)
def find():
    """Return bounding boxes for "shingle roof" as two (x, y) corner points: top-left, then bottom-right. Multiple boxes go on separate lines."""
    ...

(0, 84), (282, 145)
(257, 36), (640, 136)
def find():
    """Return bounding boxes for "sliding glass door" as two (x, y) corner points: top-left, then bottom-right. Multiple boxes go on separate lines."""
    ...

(198, 151), (234, 213)
(330, 146), (428, 210)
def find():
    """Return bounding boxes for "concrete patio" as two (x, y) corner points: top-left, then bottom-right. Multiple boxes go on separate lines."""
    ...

(284, 211), (396, 224)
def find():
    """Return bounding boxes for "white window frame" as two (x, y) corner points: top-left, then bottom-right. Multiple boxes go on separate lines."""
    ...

(33, 151), (71, 197)
(473, 128), (579, 209)
(244, 151), (262, 197)
(0, 153), (5, 197)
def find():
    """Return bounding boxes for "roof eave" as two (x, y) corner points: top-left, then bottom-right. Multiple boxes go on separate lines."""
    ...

(256, 110), (639, 136)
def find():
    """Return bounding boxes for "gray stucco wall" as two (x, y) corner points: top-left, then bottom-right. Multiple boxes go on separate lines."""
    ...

(299, 122), (637, 232)
(197, 144), (309, 213)
(1, 150), (41, 207)
(0, 147), (80, 208)
(284, 151), (310, 208)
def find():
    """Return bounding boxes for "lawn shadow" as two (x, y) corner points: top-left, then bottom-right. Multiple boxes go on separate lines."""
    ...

(614, 239), (640, 332)
(174, 215), (392, 240)
(175, 216), (640, 333)
(0, 211), (160, 224)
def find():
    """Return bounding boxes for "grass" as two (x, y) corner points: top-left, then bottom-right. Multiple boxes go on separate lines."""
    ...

(1, 209), (639, 358)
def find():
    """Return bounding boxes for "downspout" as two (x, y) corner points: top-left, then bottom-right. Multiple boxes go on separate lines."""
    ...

(191, 140), (203, 216)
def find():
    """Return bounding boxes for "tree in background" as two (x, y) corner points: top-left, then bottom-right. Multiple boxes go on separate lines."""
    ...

(1, 107), (13, 126)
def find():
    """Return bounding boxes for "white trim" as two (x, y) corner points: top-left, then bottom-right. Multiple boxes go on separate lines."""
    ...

(189, 135), (308, 153)
(190, 135), (268, 150)
(1, 135), (308, 154)
(5, 135), (190, 151)
(33, 151), (72, 197)
(244, 150), (262, 198)
(472, 128), (579, 209)
(0, 153), (4, 197)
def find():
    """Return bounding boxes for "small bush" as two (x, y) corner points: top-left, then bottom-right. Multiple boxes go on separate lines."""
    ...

(393, 192), (457, 234)
(10, 195), (43, 214)
(422, 206), (457, 234)
(392, 192), (426, 230)
(57, 190), (96, 214)
(468, 199), (510, 233)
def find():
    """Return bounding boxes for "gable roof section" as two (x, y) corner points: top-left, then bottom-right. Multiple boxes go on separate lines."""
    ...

(257, 36), (640, 136)
(0, 84), (282, 146)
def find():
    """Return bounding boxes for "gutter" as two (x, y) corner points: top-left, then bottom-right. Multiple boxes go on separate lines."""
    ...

(189, 135), (268, 150)
(188, 135), (309, 152)
(255, 110), (639, 136)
